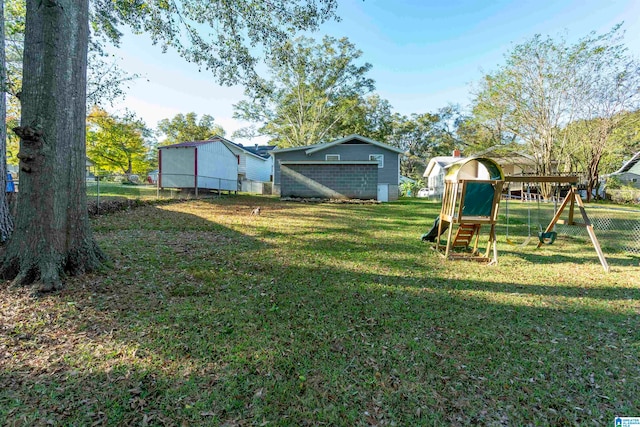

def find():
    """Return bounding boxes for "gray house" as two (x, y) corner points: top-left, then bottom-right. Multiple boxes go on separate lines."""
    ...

(610, 151), (640, 188)
(270, 135), (405, 201)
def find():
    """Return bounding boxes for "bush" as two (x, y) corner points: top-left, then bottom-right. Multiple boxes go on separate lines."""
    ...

(606, 175), (623, 189)
(608, 188), (640, 204)
(400, 181), (422, 197)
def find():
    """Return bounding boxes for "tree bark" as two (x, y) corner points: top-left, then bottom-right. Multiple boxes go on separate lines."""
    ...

(0, 0), (15, 242)
(1, 0), (105, 291)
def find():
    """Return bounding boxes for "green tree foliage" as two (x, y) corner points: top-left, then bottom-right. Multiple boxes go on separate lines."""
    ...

(4, 0), (25, 166)
(457, 94), (517, 152)
(157, 112), (225, 146)
(562, 27), (640, 200)
(86, 107), (152, 176)
(4, 0), (25, 95)
(470, 34), (581, 183)
(94, 0), (339, 88)
(388, 105), (463, 180)
(332, 94), (395, 143)
(609, 110), (640, 160)
(470, 25), (640, 200)
(233, 36), (375, 147)
(4, 0), (137, 107)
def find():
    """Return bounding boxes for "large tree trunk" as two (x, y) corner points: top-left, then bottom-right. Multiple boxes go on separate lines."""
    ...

(0, 0), (14, 242)
(1, 0), (105, 291)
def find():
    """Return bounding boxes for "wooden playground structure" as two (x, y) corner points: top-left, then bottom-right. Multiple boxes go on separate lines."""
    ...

(433, 157), (504, 264)
(428, 157), (610, 272)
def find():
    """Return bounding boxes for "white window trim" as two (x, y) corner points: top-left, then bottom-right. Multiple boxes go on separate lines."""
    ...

(369, 154), (384, 168)
(325, 154), (340, 161)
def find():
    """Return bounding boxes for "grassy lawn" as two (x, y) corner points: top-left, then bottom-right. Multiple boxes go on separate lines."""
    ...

(1, 196), (639, 425)
(86, 181), (182, 201)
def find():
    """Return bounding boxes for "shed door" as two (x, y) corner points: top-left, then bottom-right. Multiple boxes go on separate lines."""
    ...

(377, 184), (389, 202)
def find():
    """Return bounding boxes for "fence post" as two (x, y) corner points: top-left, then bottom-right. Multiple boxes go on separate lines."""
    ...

(96, 174), (100, 210)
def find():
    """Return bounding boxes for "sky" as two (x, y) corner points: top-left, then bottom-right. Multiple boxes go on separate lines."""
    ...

(106, 0), (640, 145)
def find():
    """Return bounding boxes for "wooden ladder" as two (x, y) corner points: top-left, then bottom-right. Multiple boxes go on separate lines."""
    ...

(452, 224), (481, 248)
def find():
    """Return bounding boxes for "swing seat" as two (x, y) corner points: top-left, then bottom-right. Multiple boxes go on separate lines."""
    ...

(538, 231), (557, 245)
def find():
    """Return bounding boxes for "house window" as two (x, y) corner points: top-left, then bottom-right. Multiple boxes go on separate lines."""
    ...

(369, 154), (384, 168)
(325, 154), (340, 161)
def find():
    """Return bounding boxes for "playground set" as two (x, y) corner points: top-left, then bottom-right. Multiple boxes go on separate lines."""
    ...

(423, 157), (610, 272)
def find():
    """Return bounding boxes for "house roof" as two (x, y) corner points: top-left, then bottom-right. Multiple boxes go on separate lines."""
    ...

(473, 145), (537, 166)
(159, 136), (271, 161)
(270, 134), (406, 156)
(219, 138), (272, 161)
(423, 156), (464, 177)
(399, 175), (416, 184)
(613, 151), (640, 174)
(242, 144), (276, 158)
(159, 139), (217, 149)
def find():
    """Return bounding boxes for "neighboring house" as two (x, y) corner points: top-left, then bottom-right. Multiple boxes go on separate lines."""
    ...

(270, 134), (405, 202)
(473, 146), (538, 176)
(399, 175), (416, 185)
(609, 151), (640, 188)
(217, 139), (274, 193)
(146, 169), (159, 184)
(158, 138), (237, 191)
(423, 150), (465, 197)
(86, 157), (96, 179)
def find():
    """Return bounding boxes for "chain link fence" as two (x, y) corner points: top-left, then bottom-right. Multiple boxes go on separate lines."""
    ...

(8, 173), (269, 212)
(85, 173), (239, 204)
(84, 173), (273, 209)
(498, 198), (640, 256)
(556, 205), (640, 255)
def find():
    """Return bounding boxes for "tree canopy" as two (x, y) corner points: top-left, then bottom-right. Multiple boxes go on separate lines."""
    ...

(387, 106), (464, 180)
(0, 0), (14, 242)
(233, 35), (375, 147)
(470, 24), (640, 199)
(4, 0), (138, 107)
(157, 112), (225, 146)
(87, 106), (153, 176)
(93, 0), (339, 89)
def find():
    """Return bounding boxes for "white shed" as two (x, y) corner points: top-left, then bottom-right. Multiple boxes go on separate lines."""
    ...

(159, 139), (238, 191)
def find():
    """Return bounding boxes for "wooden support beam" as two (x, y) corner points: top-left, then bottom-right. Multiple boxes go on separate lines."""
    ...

(505, 176), (579, 183)
(573, 192), (610, 273)
(536, 187), (609, 273)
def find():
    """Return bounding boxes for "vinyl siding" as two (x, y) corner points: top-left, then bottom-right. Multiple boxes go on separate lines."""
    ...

(245, 155), (272, 182)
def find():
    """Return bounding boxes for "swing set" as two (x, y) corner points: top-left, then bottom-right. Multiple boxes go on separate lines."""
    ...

(426, 157), (610, 272)
(504, 180), (561, 246)
(503, 176), (609, 272)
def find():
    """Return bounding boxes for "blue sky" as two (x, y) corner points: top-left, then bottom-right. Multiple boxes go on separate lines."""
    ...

(107, 0), (640, 144)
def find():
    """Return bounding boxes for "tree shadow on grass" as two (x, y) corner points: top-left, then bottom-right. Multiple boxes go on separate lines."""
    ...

(1, 199), (639, 425)
(3, 261), (638, 425)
